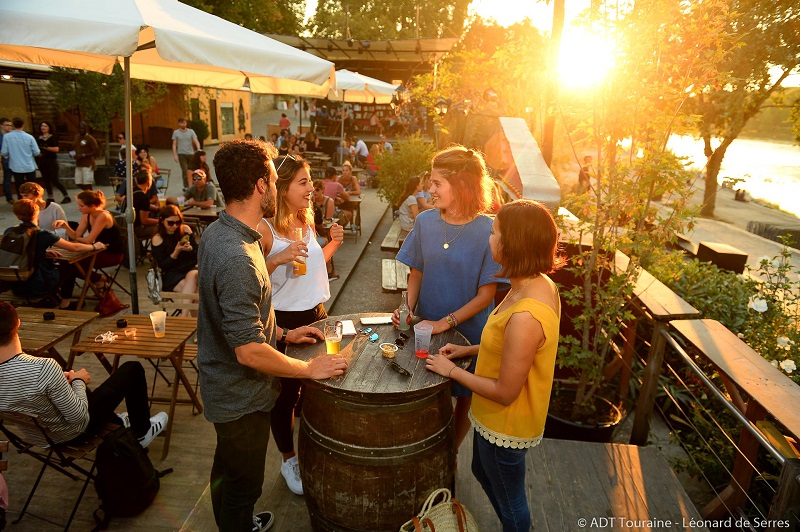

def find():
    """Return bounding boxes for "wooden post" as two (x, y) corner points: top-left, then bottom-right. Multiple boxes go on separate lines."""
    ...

(769, 458), (800, 530)
(630, 320), (667, 445)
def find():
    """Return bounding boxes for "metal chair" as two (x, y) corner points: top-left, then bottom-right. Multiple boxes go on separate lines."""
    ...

(156, 168), (171, 195)
(0, 412), (116, 531)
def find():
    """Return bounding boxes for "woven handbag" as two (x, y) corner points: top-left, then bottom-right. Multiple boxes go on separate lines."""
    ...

(399, 488), (479, 532)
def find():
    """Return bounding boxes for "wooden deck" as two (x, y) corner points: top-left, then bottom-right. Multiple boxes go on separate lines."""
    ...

(181, 437), (706, 531)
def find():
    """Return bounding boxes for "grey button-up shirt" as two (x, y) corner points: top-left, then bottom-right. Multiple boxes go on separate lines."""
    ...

(197, 210), (279, 423)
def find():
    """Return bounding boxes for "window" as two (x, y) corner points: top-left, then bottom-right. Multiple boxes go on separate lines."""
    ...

(220, 102), (234, 136)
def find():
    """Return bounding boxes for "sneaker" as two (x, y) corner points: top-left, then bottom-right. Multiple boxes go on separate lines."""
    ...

(252, 511), (274, 532)
(61, 196), (72, 204)
(280, 455), (303, 495)
(328, 271), (340, 281)
(117, 411), (131, 428)
(137, 412), (168, 448)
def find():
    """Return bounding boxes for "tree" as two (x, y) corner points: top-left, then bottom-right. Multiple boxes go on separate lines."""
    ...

(689, 0), (800, 217)
(406, 18), (548, 135)
(50, 65), (167, 163)
(309, 0), (469, 40)
(180, 0), (304, 35)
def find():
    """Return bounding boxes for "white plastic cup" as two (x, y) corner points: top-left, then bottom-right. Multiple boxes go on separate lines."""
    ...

(149, 311), (167, 338)
(177, 196), (185, 207)
(413, 322), (434, 359)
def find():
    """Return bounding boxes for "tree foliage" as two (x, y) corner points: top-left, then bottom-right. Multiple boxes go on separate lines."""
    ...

(50, 65), (168, 161)
(308, 0), (469, 40)
(687, 0), (800, 217)
(407, 18), (548, 135)
(180, 0), (304, 35)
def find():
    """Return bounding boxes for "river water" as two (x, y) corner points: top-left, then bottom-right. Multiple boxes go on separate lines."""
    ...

(667, 136), (800, 217)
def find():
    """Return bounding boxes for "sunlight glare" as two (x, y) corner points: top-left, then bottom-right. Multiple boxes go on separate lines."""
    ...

(558, 31), (616, 90)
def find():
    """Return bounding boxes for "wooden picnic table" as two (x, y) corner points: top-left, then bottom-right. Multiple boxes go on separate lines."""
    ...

(69, 314), (201, 459)
(48, 247), (105, 311)
(18, 308), (98, 368)
(287, 312), (471, 530)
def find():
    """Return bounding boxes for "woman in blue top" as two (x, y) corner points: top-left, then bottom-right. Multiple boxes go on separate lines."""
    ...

(394, 145), (506, 451)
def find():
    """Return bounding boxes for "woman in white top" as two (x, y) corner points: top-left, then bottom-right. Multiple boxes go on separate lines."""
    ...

(397, 174), (423, 234)
(19, 182), (66, 233)
(258, 155), (344, 496)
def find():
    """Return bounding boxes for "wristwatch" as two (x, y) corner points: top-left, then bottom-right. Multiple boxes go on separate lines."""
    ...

(280, 328), (288, 343)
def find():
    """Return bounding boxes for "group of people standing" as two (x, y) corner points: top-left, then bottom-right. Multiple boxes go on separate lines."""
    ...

(193, 139), (560, 532)
(0, 117), (101, 206)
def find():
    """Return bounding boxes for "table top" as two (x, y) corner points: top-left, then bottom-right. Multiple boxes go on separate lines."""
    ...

(285, 312), (471, 397)
(18, 308), (99, 356)
(70, 315), (197, 358)
(181, 206), (222, 219)
(47, 247), (103, 264)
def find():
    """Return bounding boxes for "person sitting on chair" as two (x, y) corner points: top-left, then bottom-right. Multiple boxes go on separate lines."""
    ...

(151, 205), (198, 317)
(1, 199), (100, 307)
(169, 169), (217, 208)
(132, 169), (159, 240)
(0, 301), (168, 448)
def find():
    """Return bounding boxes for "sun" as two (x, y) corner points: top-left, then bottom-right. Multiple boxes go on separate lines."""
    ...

(558, 30), (616, 90)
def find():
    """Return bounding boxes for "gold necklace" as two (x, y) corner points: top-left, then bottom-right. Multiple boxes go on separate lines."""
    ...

(506, 277), (537, 302)
(442, 215), (467, 250)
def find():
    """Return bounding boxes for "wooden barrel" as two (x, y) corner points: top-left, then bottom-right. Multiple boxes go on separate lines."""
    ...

(287, 313), (470, 532)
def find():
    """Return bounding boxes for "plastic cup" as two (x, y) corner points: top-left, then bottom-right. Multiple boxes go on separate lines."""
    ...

(157, 194), (167, 208)
(149, 311), (167, 338)
(379, 343), (398, 359)
(413, 323), (433, 359)
(324, 320), (343, 354)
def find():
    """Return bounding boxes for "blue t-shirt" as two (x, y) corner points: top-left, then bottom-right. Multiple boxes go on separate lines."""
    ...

(396, 209), (506, 345)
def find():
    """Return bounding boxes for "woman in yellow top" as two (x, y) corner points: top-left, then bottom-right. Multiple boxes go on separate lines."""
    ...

(427, 199), (562, 531)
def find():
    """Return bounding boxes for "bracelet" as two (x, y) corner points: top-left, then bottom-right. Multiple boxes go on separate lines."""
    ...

(445, 313), (458, 329)
(448, 367), (457, 379)
(279, 328), (288, 343)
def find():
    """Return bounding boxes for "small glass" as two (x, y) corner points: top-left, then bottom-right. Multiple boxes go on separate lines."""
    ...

(379, 343), (398, 359)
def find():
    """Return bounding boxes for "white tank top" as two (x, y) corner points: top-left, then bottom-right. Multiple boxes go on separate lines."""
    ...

(264, 220), (330, 312)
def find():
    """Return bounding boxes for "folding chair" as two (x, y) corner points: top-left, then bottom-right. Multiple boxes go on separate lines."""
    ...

(0, 411), (116, 531)
(147, 291), (201, 413)
(156, 168), (171, 195)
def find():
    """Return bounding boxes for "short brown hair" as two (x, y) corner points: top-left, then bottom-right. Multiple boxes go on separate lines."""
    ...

(431, 145), (492, 218)
(13, 198), (38, 223)
(496, 199), (563, 278)
(0, 301), (20, 346)
(213, 140), (276, 204)
(19, 182), (44, 199)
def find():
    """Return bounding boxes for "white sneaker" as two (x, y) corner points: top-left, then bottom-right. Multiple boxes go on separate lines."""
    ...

(137, 412), (168, 448)
(117, 411), (130, 428)
(280, 455), (303, 495)
(252, 511), (274, 531)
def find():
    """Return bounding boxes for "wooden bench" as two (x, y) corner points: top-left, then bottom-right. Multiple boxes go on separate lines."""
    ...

(380, 219), (404, 251)
(670, 319), (800, 519)
(381, 259), (410, 293)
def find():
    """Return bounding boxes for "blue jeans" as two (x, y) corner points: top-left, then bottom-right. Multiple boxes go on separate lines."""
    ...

(210, 410), (271, 532)
(471, 431), (531, 531)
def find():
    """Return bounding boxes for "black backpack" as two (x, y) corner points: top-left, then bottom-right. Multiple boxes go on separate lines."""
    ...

(0, 225), (38, 281)
(91, 427), (172, 530)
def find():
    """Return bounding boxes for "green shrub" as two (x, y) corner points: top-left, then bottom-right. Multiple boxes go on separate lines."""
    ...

(376, 133), (435, 208)
(189, 119), (210, 148)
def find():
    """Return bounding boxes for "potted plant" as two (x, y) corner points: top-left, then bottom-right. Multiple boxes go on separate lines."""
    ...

(545, 0), (726, 440)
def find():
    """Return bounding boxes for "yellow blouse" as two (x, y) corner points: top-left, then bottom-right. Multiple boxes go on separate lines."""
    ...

(469, 297), (560, 449)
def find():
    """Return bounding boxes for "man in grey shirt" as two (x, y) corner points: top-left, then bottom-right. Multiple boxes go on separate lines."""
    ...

(197, 139), (347, 532)
(171, 117), (201, 187)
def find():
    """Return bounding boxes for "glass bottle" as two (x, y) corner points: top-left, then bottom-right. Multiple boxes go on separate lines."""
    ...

(292, 227), (306, 276)
(398, 290), (410, 331)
